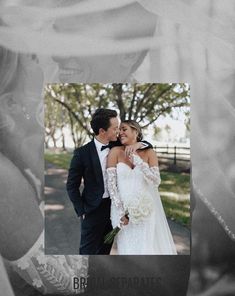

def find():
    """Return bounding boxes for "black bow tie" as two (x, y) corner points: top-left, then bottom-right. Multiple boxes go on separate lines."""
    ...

(101, 144), (111, 151)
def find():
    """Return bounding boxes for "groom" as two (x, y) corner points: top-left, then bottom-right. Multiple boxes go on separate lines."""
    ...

(66, 108), (152, 255)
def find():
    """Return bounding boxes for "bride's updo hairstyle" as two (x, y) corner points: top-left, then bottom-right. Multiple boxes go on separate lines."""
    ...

(122, 120), (143, 142)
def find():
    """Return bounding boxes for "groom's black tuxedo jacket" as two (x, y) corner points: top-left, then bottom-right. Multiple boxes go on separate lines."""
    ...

(66, 139), (152, 217)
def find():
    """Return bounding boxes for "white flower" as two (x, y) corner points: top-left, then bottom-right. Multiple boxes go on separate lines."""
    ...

(32, 279), (43, 288)
(129, 208), (141, 217)
(124, 195), (153, 224)
(139, 206), (151, 217)
(17, 259), (30, 269)
(36, 253), (47, 265)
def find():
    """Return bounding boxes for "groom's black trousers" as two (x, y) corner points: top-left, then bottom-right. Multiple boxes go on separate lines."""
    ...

(79, 198), (113, 255)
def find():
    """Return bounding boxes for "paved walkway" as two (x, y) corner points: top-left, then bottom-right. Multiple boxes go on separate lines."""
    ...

(44, 162), (190, 255)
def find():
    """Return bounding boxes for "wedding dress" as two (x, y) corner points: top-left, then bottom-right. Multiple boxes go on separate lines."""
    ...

(107, 154), (177, 255)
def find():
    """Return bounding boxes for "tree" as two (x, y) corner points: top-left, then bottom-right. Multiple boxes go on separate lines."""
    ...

(165, 124), (171, 141)
(44, 83), (190, 148)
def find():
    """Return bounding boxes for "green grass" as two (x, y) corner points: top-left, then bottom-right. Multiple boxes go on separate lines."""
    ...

(45, 150), (72, 169)
(45, 150), (190, 227)
(159, 171), (190, 195)
(161, 197), (190, 228)
(159, 171), (190, 227)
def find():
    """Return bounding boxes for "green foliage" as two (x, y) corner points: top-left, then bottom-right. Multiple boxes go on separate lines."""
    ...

(44, 83), (190, 149)
(161, 197), (190, 228)
(159, 171), (190, 195)
(159, 171), (190, 227)
(44, 150), (72, 169)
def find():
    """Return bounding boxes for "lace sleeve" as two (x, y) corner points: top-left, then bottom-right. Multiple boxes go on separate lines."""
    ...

(107, 167), (125, 223)
(8, 231), (89, 294)
(132, 154), (161, 187)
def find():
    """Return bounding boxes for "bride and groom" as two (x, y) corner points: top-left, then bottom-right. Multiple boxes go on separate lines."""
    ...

(66, 108), (177, 255)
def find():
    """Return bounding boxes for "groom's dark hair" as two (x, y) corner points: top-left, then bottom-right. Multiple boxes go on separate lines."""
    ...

(90, 108), (117, 135)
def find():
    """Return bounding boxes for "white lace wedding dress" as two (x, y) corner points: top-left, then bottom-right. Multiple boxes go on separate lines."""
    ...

(107, 154), (177, 255)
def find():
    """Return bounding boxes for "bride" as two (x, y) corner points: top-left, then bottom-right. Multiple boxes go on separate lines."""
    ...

(107, 120), (177, 255)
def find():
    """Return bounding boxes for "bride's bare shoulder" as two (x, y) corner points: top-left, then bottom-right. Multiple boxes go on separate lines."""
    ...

(107, 146), (124, 166)
(110, 146), (124, 154)
(139, 148), (155, 157)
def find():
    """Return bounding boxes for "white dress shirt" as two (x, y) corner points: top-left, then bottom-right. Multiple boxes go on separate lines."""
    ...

(94, 138), (110, 198)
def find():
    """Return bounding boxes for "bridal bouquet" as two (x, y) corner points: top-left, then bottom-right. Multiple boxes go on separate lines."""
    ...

(104, 195), (153, 244)
(124, 195), (154, 224)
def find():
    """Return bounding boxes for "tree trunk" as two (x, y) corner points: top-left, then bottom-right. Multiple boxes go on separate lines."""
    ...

(61, 128), (66, 151)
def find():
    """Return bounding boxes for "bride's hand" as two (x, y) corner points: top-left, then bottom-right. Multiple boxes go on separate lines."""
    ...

(128, 151), (140, 165)
(120, 216), (129, 226)
(124, 142), (143, 158)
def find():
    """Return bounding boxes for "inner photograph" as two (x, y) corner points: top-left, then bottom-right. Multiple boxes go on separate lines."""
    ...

(44, 83), (190, 255)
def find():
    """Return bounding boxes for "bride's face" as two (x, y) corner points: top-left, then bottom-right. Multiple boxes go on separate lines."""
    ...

(119, 123), (138, 145)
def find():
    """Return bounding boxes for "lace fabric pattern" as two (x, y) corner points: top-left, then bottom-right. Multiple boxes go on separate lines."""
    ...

(109, 161), (177, 254)
(107, 167), (126, 225)
(8, 231), (89, 294)
(131, 154), (161, 187)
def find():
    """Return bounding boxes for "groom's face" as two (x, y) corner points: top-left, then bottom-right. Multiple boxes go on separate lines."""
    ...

(105, 117), (119, 142)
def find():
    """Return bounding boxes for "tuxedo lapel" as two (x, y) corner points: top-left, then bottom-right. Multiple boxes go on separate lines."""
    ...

(88, 140), (104, 187)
